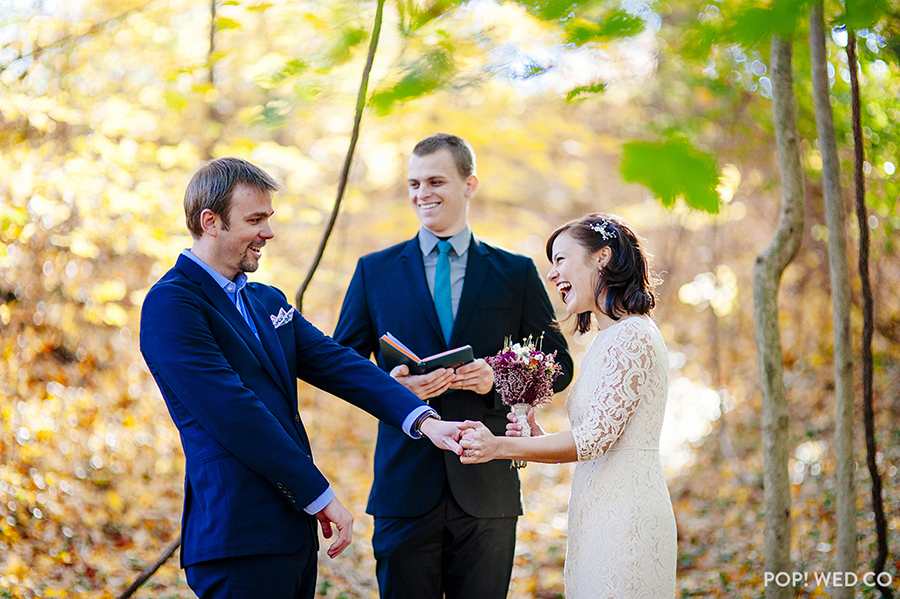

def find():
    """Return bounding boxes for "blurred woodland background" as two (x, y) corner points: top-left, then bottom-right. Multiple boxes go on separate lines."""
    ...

(1, 0), (899, 597)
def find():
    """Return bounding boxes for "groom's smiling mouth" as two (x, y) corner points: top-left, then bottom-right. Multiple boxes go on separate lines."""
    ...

(418, 201), (441, 211)
(248, 242), (265, 258)
(556, 282), (572, 303)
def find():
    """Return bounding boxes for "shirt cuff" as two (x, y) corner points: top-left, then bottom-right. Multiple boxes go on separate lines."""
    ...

(403, 405), (436, 438)
(304, 486), (335, 515)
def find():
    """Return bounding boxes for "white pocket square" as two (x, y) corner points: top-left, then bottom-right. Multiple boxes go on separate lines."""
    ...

(270, 307), (295, 329)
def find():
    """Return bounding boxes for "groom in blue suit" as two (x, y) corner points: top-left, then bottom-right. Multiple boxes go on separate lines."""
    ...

(334, 134), (573, 598)
(140, 157), (465, 599)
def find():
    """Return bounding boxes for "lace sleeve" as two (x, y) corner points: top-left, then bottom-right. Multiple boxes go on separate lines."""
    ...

(571, 323), (655, 462)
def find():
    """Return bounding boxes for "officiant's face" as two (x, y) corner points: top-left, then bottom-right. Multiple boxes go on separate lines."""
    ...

(548, 230), (603, 316)
(408, 148), (477, 237)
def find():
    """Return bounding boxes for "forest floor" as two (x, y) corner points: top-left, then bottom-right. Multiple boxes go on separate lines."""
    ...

(1, 373), (898, 599)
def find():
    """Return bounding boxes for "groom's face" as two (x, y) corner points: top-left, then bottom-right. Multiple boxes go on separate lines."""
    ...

(205, 183), (275, 280)
(407, 148), (476, 237)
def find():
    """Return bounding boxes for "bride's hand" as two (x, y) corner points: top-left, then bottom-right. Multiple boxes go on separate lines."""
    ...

(506, 408), (544, 437)
(458, 421), (499, 464)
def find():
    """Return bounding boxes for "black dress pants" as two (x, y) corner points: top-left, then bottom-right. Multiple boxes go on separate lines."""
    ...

(373, 485), (517, 599)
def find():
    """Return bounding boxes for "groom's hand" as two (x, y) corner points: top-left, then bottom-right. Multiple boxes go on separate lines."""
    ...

(390, 364), (455, 399)
(419, 417), (465, 455)
(316, 497), (353, 558)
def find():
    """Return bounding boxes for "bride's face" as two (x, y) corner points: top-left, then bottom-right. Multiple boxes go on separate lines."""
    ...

(547, 230), (604, 316)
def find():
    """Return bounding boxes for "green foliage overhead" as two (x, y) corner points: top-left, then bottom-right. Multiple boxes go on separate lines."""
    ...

(836, 0), (892, 30)
(400, 0), (470, 32)
(369, 47), (453, 114)
(565, 80), (607, 101)
(681, 0), (813, 59)
(563, 9), (646, 45)
(324, 26), (368, 67)
(620, 138), (721, 213)
(512, 0), (598, 22)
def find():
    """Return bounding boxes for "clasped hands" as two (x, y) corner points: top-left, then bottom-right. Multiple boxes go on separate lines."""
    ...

(421, 407), (545, 465)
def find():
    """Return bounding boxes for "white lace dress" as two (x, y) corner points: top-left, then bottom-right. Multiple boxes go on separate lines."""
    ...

(564, 315), (677, 598)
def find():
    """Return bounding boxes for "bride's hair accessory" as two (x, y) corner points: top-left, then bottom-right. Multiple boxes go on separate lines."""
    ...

(589, 220), (616, 241)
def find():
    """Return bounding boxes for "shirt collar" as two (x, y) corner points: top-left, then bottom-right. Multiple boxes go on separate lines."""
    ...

(181, 249), (249, 294)
(418, 226), (471, 257)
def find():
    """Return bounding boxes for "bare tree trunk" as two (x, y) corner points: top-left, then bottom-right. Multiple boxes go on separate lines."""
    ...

(295, 0), (387, 310)
(203, 0), (219, 161)
(847, 30), (894, 599)
(809, 4), (856, 591)
(754, 34), (804, 599)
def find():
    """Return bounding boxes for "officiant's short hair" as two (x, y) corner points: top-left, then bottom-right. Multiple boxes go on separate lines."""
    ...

(184, 157), (279, 239)
(412, 133), (476, 179)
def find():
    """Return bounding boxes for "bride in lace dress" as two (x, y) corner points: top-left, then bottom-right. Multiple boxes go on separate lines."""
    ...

(460, 213), (676, 598)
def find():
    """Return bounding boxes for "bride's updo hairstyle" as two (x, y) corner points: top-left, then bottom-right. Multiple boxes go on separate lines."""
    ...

(546, 213), (659, 334)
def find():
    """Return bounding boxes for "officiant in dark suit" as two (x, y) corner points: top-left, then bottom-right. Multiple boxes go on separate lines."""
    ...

(140, 157), (465, 599)
(333, 133), (573, 599)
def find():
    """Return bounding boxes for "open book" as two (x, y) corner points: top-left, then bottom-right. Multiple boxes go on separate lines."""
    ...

(379, 332), (474, 375)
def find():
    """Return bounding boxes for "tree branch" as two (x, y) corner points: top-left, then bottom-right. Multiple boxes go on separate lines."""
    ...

(295, 0), (387, 310)
(0, 1), (158, 75)
(115, 535), (181, 599)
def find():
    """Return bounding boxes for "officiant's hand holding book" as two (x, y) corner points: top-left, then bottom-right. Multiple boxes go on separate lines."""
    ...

(379, 332), (474, 375)
(380, 333), (479, 401)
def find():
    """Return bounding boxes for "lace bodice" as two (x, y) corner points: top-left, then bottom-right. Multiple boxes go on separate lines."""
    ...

(567, 315), (669, 460)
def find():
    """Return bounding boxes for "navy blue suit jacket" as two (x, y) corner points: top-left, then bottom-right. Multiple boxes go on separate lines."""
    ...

(334, 235), (573, 519)
(140, 254), (426, 567)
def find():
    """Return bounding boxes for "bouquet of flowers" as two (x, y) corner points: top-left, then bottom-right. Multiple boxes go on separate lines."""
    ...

(486, 334), (562, 468)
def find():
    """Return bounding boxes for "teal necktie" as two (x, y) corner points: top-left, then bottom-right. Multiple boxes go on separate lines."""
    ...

(435, 240), (454, 345)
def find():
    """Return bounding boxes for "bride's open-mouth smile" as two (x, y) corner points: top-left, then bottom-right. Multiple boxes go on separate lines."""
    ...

(556, 281), (572, 303)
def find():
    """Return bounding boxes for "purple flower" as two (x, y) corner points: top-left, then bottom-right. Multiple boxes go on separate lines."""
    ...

(486, 335), (562, 408)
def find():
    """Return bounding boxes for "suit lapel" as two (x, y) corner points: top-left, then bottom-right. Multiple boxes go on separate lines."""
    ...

(399, 238), (446, 346)
(450, 236), (489, 347)
(245, 292), (294, 401)
(178, 256), (292, 402)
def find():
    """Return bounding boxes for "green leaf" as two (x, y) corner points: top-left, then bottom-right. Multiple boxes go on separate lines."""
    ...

(564, 9), (645, 45)
(324, 27), (368, 66)
(512, 0), (598, 22)
(709, 0), (811, 50)
(620, 138), (721, 214)
(216, 16), (242, 31)
(369, 49), (453, 114)
(406, 0), (468, 32)
(0, 204), (27, 233)
(835, 0), (891, 30)
(718, 6), (778, 49)
(565, 80), (607, 101)
(163, 90), (187, 111)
